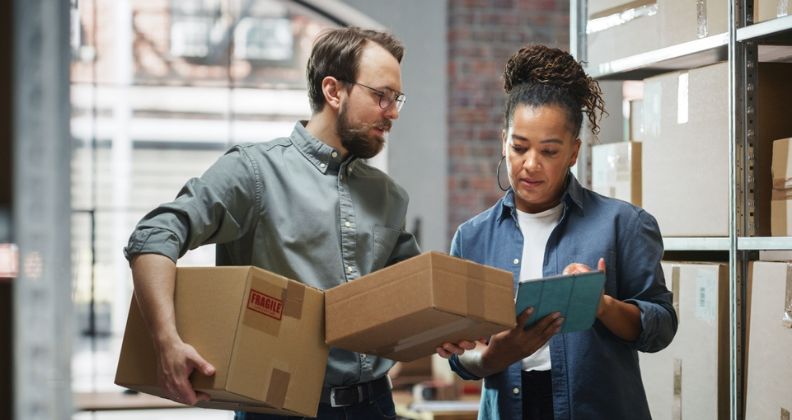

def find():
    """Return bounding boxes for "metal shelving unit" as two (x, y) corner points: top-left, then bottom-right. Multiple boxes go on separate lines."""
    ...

(571, 1), (792, 419)
(662, 237), (731, 251)
(586, 33), (729, 80)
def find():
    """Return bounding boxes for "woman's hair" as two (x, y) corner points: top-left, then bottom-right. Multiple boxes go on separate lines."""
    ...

(503, 45), (606, 136)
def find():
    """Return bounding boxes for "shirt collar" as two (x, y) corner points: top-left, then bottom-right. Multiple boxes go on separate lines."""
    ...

(497, 171), (584, 223)
(290, 121), (349, 174)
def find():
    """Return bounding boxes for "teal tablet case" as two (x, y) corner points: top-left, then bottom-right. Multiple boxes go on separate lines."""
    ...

(515, 271), (606, 334)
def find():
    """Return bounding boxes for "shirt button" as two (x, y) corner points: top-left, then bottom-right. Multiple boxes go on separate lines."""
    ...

(345, 221), (351, 228)
(512, 387), (520, 395)
(331, 151), (338, 158)
(513, 258), (520, 265)
(319, 162), (326, 168)
(347, 266), (353, 273)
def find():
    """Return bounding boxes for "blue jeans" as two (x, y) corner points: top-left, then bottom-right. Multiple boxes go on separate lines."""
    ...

(233, 389), (397, 420)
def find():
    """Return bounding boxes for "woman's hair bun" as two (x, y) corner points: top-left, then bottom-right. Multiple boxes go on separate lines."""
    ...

(503, 45), (584, 94)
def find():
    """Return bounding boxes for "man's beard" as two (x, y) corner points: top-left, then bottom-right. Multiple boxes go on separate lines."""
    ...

(336, 103), (390, 159)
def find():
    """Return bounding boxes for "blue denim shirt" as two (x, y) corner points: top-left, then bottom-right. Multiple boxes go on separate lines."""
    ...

(448, 175), (677, 420)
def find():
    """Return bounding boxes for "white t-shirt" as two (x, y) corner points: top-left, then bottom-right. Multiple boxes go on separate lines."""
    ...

(516, 203), (563, 371)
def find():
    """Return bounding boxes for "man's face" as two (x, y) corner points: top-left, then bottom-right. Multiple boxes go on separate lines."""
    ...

(336, 42), (402, 159)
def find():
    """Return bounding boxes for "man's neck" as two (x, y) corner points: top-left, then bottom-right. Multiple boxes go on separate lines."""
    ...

(304, 111), (349, 158)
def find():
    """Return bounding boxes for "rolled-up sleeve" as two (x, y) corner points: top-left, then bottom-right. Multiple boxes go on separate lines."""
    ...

(124, 146), (260, 263)
(619, 209), (678, 353)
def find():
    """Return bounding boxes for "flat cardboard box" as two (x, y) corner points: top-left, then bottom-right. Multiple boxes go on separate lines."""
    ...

(642, 63), (792, 236)
(755, 0), (792, 23)
(587, 0), (727, 69)
(325, 252), (516, 362)
(592, 141), (642, 206)
(640, 261), (728, 420)
(745, 262), (792, 419)
(115, 266), (328, 417)
(760, 250), (792, 262)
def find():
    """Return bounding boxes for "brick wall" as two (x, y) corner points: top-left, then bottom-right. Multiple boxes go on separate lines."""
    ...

(447, 0), (569, 240)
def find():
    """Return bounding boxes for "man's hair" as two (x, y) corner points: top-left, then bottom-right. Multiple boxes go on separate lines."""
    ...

(306, 27), (404, 113)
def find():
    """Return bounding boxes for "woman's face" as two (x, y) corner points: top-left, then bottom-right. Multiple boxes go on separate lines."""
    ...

(503, 104), (580, 213)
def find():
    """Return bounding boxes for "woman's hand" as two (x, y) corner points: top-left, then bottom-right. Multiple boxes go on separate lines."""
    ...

(479, 307), (563, 373)
(563, 257), (641, 341)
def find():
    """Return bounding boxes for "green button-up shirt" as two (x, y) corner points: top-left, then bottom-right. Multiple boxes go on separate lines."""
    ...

(125, 121), (421, 386)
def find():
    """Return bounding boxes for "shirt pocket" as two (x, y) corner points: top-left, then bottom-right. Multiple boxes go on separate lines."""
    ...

(370, 224), (400, 270)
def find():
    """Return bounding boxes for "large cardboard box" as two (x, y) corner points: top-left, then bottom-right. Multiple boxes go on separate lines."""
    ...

(642, 63), (792, 236)
(115, 266), (329, 417)
(642, 64), (729, 236)
(745, 262), (792, 419)
(592, 141), (642, 207)
(325, 252), (516, 362)
(587, 0), (727, 69)
(755, 0), (792, 23)
(640, 261), (728, 420)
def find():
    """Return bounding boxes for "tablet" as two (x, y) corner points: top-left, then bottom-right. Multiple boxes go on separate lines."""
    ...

(515, 271), (606, 334)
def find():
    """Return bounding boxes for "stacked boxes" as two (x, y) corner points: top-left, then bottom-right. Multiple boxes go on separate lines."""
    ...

(640, 261), (728, 420)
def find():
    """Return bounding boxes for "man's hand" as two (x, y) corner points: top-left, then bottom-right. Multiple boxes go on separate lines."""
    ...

(157, 339), (216, 405)
(436, 339), (480, 359)
(479, 307), (563, 373)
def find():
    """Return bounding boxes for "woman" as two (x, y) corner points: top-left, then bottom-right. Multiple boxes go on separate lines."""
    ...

(437, 45), (677, 420)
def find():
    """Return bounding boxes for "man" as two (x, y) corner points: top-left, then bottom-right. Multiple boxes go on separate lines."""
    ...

(124, 27), (420, 420)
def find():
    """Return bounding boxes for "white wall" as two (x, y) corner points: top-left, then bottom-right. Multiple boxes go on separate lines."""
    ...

(341, 0), (449, 252)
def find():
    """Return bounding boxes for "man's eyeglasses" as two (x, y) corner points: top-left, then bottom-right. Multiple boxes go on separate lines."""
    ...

(341, 80), (406, 112)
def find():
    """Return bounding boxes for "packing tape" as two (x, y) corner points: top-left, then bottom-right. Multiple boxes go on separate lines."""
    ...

(772, 188), (792, 199)
(282, 281), (305, 320)
(672, 266), (680, 315)
(587, 1), (658, 34)
(784, 264), (792, 328)
(265, 368), (291, 409)
(697, 0), (708, 38)
(466, 262), (486, 319)
(374, 318), (476, 357)
(673, 358), (682, 420)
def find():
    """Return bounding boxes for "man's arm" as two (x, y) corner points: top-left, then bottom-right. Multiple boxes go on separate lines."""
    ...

(131, 253), (215, 405)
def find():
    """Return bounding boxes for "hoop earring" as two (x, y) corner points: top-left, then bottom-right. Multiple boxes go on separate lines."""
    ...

(496, 156), (509, 192)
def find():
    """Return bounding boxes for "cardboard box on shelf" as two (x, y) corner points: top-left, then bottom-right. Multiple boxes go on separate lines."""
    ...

(640, 261), (728, 420)
(325, 252), (516, 362)
(115, 266), (328, 417)
(759, 250), (792, 262)
(772, 138), (792, 236)
(754, 0), (792, 23)
(586, 0), (727, 70)
(641, 63), (729, 236)
(592, 142), (642, 207)
(641, 63), (792, 236)
(745, 262), (792, 419)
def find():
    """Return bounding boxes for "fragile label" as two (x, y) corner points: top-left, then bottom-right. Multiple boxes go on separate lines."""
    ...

(248, 289), (283, 320)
